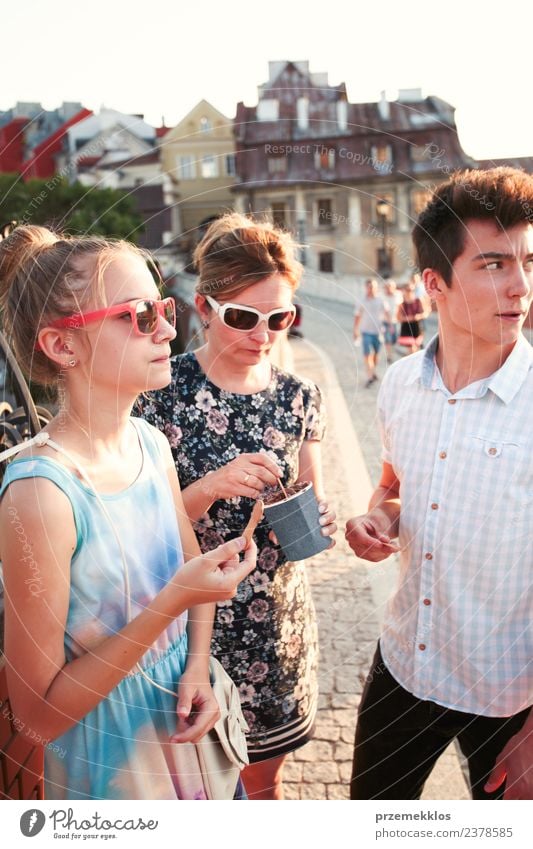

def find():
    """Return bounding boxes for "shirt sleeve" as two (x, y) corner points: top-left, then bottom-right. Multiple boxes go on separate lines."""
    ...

(303, 382), (327, 442)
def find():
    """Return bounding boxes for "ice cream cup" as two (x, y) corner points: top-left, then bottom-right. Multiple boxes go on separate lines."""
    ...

(262, 482), (330, 560)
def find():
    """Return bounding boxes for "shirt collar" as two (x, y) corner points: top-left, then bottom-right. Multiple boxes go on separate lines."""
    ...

(486, 334), (533, 403)
(405, 335), (438, 387)
(405, 333), (533, 404)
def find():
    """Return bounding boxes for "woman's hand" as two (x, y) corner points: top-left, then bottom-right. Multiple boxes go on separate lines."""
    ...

(319, 500), (337, 549)
(208, 453), (282, 500)
(268, 500), (337, 548)
(171, 669), (221, 744)
(171, 537), (257, 609)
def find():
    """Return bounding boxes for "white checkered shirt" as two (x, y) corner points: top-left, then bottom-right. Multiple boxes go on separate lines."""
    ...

(379, 334), (533, 717)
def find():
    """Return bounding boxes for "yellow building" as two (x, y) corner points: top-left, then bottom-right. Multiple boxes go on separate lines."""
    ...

(160, 100), (236, 251)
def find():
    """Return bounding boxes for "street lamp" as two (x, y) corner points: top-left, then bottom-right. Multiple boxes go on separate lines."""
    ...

(297, 219), (307, 265)
(376, 198), (391, 278)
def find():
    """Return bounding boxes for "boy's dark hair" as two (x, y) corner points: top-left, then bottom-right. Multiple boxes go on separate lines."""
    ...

(412, 167), (533, 285)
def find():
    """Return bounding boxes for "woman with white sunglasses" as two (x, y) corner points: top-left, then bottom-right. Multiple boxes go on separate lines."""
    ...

(138, 213), (337, 799)
(0, 225), (256, 799)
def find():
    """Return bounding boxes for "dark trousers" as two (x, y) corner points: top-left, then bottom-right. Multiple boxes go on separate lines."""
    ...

(350, 642), (531, 800)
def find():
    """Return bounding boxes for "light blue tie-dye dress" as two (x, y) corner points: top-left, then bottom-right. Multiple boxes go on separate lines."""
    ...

(0, 417), (203, 800)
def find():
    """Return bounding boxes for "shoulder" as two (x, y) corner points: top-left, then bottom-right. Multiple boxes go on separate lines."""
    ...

(379, 352), (424, 403)
(272, 366), (322, 400)
(384, 350), (424, 383)
(1, 474), (77, 551)
(132, 418), (173, 466)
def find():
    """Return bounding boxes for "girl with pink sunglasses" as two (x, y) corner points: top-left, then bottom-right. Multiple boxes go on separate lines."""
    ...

(0, 225), (255, 799)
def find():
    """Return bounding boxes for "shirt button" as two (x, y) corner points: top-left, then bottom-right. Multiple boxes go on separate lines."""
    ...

(419, 643), (426, 651)
(488, 447), (497, 456)
(423, 598), (431, 606)
(431, 503), (439, 510)
(425, 552), (433, 560)
(439, 451), (447, 459)
(448, 399), (457, 405)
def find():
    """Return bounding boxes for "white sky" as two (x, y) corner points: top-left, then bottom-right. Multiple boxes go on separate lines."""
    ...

(2, 0), (532, 160)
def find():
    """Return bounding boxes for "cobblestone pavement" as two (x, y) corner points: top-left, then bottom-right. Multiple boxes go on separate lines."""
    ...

(282, 316), (470, 801)
(283, 338), (380, 800)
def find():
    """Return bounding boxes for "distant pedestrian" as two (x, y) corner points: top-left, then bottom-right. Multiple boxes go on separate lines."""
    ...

(381, 279), (401, 361)
(397, 280), (427, 353)
(353, 278), (387, 387)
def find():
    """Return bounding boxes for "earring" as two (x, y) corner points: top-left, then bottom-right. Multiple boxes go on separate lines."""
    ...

(69, 359), (77, 368)
(201, 320), (210, 329)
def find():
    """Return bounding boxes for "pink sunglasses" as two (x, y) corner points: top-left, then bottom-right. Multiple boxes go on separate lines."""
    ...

(35, 297), (176, 351)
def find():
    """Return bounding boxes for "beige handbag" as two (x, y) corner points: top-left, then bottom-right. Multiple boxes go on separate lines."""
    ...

(173, 657), (250, 800)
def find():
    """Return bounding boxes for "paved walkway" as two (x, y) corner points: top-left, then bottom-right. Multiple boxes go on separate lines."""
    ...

(282, 336), (469, 800)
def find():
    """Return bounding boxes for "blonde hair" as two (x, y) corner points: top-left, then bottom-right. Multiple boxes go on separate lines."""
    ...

(193, 213), (303, 300)
(0, 225), (150, 386)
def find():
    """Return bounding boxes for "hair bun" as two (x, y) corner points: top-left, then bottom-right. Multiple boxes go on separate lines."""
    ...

(0, 224), (59, 299)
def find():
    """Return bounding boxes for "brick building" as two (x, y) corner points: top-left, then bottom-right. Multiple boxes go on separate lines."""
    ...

(233, 62), (474, 284)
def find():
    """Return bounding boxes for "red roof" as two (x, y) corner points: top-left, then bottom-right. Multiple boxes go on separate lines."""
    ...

(76, 155), (102, 168)
(22, 107), (93, 179)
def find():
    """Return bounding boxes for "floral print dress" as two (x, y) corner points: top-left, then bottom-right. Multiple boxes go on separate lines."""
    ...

(137, 353), (326, 762)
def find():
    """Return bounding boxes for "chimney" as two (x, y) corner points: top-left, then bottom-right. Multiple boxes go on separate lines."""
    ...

(377, 91), (390, 121)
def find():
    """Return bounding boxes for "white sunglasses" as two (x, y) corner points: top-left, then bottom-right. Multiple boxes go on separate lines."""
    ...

(204, 294), (296, 332)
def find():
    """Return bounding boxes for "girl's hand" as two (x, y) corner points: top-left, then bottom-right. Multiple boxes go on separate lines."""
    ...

(171, 671), (220, 744)
(207, 453), (282, 500)
(172, 537), (257, 608)
(318, 500), (337, 549)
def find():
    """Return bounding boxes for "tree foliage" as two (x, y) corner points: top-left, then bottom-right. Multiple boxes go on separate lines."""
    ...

(0, 174), (144, 240)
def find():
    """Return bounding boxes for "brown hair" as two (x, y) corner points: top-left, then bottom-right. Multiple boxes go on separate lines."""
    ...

(0, 225), (149, 386)
(193, 212), (303, 300)
(412, 167), (533, 285)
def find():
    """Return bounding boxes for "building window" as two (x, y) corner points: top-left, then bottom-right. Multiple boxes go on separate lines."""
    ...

(410, 143), (433, 162)
(178, 155), (196, 179)
(225, 154), (236, 176)
(199, 116), (212, 133)
(370, 144), (393, 173)
(297, 97), (309, 131)
(319, 252), (334, 273)
(316, 198), (333, 226)
(201, 155), (219, 178)
(257, 99), (279, 121)
(411, 188), (432, 216)
(271, 202), (287, 228)
(314, 147), (335, 170)
(267, 156), (287, 175)
(337, 99), (348, 132)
